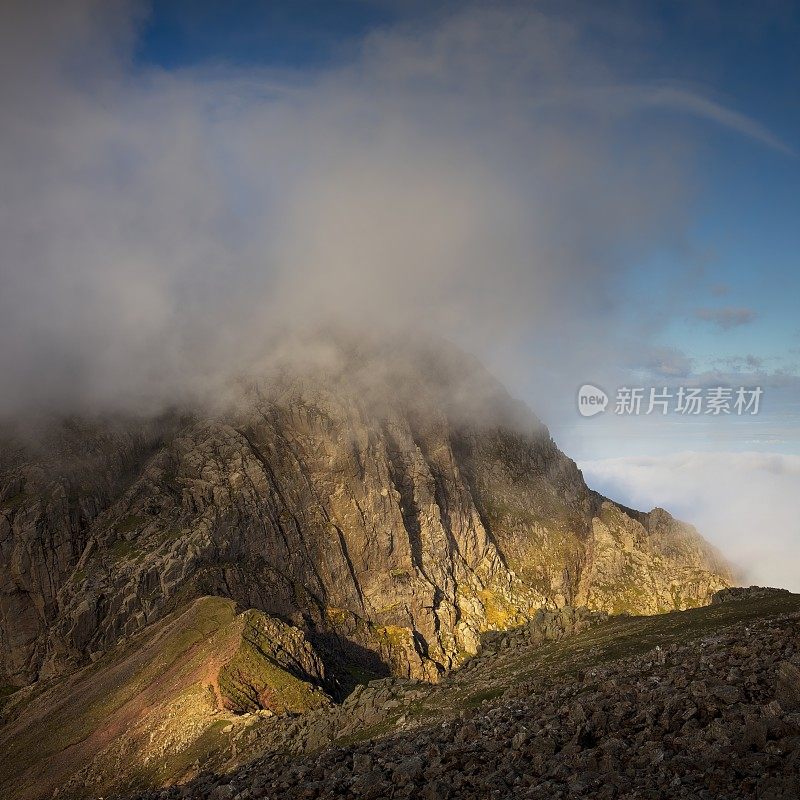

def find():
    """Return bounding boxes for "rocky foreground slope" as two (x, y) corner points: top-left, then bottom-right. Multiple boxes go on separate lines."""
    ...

(123, 589), (800, 800)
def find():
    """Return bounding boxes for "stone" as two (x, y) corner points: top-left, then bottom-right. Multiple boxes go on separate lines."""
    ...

(711, 685), (740, 705)
(776, 662), (800, 712)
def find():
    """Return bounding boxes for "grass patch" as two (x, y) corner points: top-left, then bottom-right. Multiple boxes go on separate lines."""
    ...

(334, 717), (396, 746)
(343, 663), (381, 686)
(464, 686), (504, 708)
(218, 612), (330, 715)
(114, 514), (146, 535)
(159, 527), (184, 543)
(109, 539), (140, 561)
(0, 597), (239, 793)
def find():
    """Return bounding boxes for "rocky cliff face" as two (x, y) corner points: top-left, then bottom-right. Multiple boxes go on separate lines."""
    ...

(0, 416), (175, 686)
(0, 337), (732, 690)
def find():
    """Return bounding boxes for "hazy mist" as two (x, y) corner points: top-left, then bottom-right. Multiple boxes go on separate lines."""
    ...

(2, 0), (786, 417)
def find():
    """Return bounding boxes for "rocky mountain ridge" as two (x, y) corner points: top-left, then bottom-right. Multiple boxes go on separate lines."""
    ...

(1, 339), (731, 694)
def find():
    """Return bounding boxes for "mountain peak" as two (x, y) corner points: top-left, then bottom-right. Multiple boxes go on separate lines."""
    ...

(1, 339), (731, 693)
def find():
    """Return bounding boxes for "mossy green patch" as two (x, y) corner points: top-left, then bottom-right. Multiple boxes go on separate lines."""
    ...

(114, 514), (146, 534)
(478, 589), (517, 630)
(159, 526), (184, 544)
(343, 663), (381, 686)
(373, 624), (410, 649)
(335, 717), (396, 746)
(218, 614), (329, 715)
(70, 568), (86, 585)
(325, 606), (348, 626)
(464, 686), (504, 708)
(109, 539), (140, 561)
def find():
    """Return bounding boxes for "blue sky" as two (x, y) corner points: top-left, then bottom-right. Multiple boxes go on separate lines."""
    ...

(137, 0), (391, 69)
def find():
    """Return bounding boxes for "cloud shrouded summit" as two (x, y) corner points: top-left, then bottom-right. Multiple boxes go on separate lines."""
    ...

(0, 0), (791, 417)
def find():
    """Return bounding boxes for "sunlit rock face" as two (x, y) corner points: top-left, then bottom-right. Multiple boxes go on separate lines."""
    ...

(0, 335), (732, 688)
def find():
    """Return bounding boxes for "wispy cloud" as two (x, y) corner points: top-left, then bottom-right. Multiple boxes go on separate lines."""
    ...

(715, 354), (765, 371)
(710, 283), (730, 297)
(629, 85), (796, 157)
(694, 306), (756, 330)
(634, 345), (694, 378)
(543, 82), (796, 157)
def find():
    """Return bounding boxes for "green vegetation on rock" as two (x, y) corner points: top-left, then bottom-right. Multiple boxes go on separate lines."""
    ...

(218, 612), (330, 715)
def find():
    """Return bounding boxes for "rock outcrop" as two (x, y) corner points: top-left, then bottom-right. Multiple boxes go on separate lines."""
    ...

(0, 416), (177, 685)
(0, 337), (732, 691)
(218, 610), (331, 715)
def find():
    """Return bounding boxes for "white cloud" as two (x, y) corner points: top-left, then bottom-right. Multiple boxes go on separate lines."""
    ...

(602, 84), (795, 157)
(581, 451), (800, 591)
(694, 306), (757, 330)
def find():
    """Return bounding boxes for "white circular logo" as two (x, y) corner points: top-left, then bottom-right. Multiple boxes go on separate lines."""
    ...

(577, 384), (608, 417)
